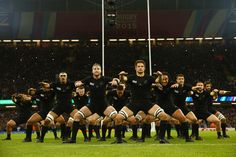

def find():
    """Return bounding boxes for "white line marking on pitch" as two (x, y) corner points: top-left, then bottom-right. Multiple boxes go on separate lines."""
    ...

(44, 143), (236, 148)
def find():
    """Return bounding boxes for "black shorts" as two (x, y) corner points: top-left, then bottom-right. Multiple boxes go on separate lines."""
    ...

(87, 100), (108, 116)
(113, 104), (124, 112)
(37, 110), (49, 119)
(51, 104), (74, 116)
(87, 105), (106, 116)
(159, 103), (179, 116)
(194, 110), (212, 120)
(12, 114), (31, 125)
(177, 105), (191, 115)
(208, 106), (217, 114)
(126, 101), (154, 115)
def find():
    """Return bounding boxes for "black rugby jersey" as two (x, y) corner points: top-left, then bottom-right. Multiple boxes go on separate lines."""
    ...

(106, 89), (131, 111)
(51, 81), (75, 105)
(72, 94), (89, 109)
(172, 84), (192, 106)
(82, 76), (112, 101)
(192, 91), (211, 112)
(154, 82), (175, 106)
(34, 89), (55, 112)
(13, 96), (32, 115)
(126, 74), (155, 104)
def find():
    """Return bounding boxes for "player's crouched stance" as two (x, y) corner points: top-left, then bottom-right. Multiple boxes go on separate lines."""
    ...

(113, 104), (169, 144)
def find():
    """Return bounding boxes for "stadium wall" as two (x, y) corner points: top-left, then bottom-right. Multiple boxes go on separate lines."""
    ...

(0, 10), (234, 39)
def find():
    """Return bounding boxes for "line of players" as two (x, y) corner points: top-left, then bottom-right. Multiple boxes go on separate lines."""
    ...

(3, 60), (230, 144)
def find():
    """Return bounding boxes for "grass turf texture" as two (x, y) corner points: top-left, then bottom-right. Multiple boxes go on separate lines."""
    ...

(0, 131), (236, 157)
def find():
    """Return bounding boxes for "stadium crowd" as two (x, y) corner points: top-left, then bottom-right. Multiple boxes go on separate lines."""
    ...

(0, 42), (235, 99)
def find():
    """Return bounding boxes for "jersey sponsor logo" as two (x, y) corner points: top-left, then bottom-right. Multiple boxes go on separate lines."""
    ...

(90, 82), (95, 86)
(195, 94), (199, 97)
(132, 80), (137, 84)
(56, 87), (61, 91)
(113, 96), (118, 100)
(40, 94), (45, 97)
(174, 90), (179, 93)
(36, 98), (40, 101)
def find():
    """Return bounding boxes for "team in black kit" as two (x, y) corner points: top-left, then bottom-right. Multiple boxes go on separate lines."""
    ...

(2, 60), (231, 144)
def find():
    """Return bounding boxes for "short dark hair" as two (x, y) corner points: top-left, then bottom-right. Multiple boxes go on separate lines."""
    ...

(176, 73), (184, 79)
(204, 81), (212, 86)
(196, 81), (204, 85)
(162, 71), (170, 78)
(117, 84), (125, 91)
(134, 60), (146, 67)
(92, 63), (101, 69)
(77, 86), (85, 89)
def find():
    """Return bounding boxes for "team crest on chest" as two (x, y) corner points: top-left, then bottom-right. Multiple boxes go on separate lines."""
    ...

(174, 90), (179, 93)
(56, 87), (61, 91)
(40, 94), (45, 97)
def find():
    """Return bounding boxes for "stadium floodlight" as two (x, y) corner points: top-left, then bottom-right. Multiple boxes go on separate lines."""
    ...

(13, 40), (21, 42)
(185, 38), (194, 40)
(62, 39), (70, 42)
(32, 40), (41, 42)
(128, 39), (136, 41)
(148, 38), (155, 41)
(137, 39), (146, 41)
(109, 39), (117, 41)
(23, 40), (31, 42)
(205, 37), (213, 40)
(90, 39), (99, 42)
(118, 39), (127, 41)
(234, 37), (236, 39)
(42, 40), (50, 42)
(5, 106), (16, 108)
(3, 40), (11, 42)
(156, 38), (165, 41)
(176, 38), (184, 40)
(166, 38), (174, 41)
(71, 39), (79, 42)
(195, 38), (203, 40)
(52, 40), (60, 42)
(214, 37), (223, 40)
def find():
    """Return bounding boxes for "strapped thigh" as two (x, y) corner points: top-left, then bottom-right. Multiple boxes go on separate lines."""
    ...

(77, 106), (92, 119)
(103, 106), (117, 118)
(148, 104), (164, 118)
(135, 111), (146, 122)
(119, 106), (133, 120)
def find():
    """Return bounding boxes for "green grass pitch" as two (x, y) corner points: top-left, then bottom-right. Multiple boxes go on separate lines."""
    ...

(0, 131), (236, 157)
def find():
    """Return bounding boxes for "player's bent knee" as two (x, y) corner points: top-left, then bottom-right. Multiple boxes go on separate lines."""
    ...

(114, 114), (124, 125)
(104, 106), (117, 119)
(159, 112), (168, 121)
(128, 116), (137, 125)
